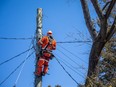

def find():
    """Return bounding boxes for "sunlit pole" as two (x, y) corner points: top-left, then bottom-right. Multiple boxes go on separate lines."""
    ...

(35, 8), (43, 87)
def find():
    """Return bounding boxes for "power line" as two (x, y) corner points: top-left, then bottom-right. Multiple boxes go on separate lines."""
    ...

(57, 48), (86, 69)
(57, 40), (92, 43)
(55, 56), (81, 86)
(58, 44), (87, 64)
(55, 55), (85, 78)
(56, 40), (116, 43)
(0, 35), (35, 86)
(55, 53), (87, 72)
(0, 37), (92, 43)
(0, 37), (33, 40)
(55, 53), (80, 70)
(0, 51), (34, 86)
(57, 48), (88, 73)
(0, 37), (89, 42)
(57, 48), (78, 64)
(0, 47), (33, 66)
(14, 42), (34, 87)
(1, 38), (115, 43)
(56, 48), (103, 84)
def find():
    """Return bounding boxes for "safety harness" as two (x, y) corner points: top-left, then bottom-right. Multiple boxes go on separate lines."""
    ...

(40, 36), (54, 58)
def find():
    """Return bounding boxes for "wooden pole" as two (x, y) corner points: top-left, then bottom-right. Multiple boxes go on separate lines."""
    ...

(35, 8), (43, 87)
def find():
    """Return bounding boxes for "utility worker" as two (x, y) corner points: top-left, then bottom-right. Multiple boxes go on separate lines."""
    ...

(35, 30), (56, 76)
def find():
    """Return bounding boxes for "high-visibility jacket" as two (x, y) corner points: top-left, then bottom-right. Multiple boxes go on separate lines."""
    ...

(38, 36), (56, 51)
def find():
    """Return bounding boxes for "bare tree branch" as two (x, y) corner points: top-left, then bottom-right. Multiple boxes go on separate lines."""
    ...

(91, 0), (104, 20)
(105, 0), (116, 19)
(80, 0), (116, 86)
(98, 0), (116, 40)
(106, 16), (116, 41)
(80, 0), (97, 41)
(90, 0), (107, 39)
(102, 1), (111, 11)
(98, 19), (107, 40)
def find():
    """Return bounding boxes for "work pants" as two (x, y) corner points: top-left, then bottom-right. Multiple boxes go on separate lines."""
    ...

(36, 52), (51, 75)
(37, 58), (49, 75)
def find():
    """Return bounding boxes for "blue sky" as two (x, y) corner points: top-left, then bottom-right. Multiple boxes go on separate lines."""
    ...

(0, 0), (92, 87)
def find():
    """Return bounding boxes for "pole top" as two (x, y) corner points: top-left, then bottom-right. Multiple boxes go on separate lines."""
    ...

(37, 8), (42, 14)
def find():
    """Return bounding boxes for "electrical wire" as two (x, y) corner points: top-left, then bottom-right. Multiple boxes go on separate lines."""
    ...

(13, 51), (35, 87)
(0, 47), (33, 66)
(54, 53), (87, 72)
(1, 38), (115, 42)
(57, 40), (92, 43)
(58, 44), (87, 64)
(0, 37), (33, 40)
(55, 48), (100, 85)
(57, 48), (87, 72)
(57, 47), (100, 80)
(55, 55), (85, 78)
(56, 40), (116, 43)
(55, 56), (81, 86)
(0, 51), (34, 86)
(57, 48), (103, 84)
(54, 53), (80, 70)
(14, 36), (36, 87)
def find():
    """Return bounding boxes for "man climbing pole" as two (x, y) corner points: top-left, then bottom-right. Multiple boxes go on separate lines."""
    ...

(35, 30), (56, 76)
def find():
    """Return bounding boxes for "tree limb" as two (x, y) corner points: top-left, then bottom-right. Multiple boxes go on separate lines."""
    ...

(106, 16), (116, 41)
(81, 0), (116, 86)
(91, 0), (104, 20)
(85, 39), (106, 86)
(102, 1), (111, 11)
(98, 18), (107, 40)
(91, 0), (107, 40)
(80, 0), (97, 41)
(98, 0), (116, 40)
(105, 0), (116, 19)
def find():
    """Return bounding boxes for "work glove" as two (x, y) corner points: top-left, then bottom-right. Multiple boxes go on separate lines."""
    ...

(40, 49), (44, 56)
(50, 53), (55, 60)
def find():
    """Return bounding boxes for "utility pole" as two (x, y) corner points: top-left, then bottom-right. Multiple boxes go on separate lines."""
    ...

(35, 8), (43, 87)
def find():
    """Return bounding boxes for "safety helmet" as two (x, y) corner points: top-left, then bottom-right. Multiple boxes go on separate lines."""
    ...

(47, 30), (52, 35)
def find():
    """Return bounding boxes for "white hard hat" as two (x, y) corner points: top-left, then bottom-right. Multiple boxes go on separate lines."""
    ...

(47, 30), (52, 34)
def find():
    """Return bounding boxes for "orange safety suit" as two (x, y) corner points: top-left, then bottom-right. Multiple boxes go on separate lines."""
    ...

(36, 36), (56, 76)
